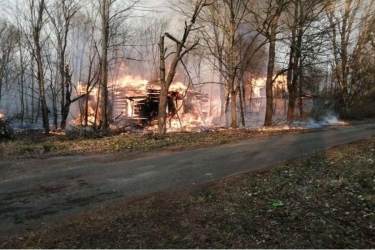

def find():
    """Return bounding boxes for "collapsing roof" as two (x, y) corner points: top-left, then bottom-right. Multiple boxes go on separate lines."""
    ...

(71, 78), (210, 131)
(112, 80), (210, 130)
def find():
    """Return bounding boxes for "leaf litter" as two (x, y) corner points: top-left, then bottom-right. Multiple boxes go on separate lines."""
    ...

(1, 125), (375, 248)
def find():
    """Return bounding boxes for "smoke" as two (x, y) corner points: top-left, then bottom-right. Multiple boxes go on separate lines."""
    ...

(300, 113), (346, 129)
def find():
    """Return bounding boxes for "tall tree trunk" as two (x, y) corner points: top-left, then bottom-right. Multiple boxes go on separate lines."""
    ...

(61, 98), (72, 129)
(264, 14), (280, 126)
(340, 0), (351, 110)
(158, 52), (180, 133)
(157, 1), (206, 135)
(31, 62), (35, 123)
(94, 82), (101, 127)
(84, 84), (90, 126)
(298, 74), (303, 118)
(287, 90), (296, 123)
(224, 91), (230, 125)
(239, 84), (245, 127)
(219, 62), (226, 125)
(230, 88), (237, 128)
(211, 9), (226, 125)
(19, 55), (25, 125)
(158, 82), (168, 134)
(157, 35), (167, 134)
(35, 49), (49, 134)
(59, 54), (66, 128)
(60, 65), (71, 129)
(327, 0), (359, 112)
(287, 59), (301, 124)
(100, 0), (109, 133)
(32, 0), (49, 134)
(0, 72), (3, 107)
(61, 103), (71, 130)
(53, 98), (58, 130)
(286, 1), (297, 124)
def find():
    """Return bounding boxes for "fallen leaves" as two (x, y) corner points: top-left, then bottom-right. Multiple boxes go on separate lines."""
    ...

(0, 126), (314, 160)
(1, 129), (375, 249)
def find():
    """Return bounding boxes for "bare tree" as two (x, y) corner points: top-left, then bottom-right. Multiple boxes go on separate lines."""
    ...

(28, 0), (50, 134)
(65, 9), (102, 127)
(251, 0), (289, 126)
(100, 0), (110, 132)
(327, 0), (375, 114)
(16, 30), (28, 125)
(136, 15), (170, 80)
(98, 0), (139, 133)
(0, 20), (20, 107)
(199, 2), (227, 125)
(197, 0), (266, 127)
(284, 0), (329, 123)
(46, 0), (81, 129)
(12, 2), (38, 124)
(157, 0), (208, 134)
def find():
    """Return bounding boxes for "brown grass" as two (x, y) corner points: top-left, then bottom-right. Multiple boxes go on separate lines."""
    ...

(0, 126), (314, 160)
(1, 133), (374, 248)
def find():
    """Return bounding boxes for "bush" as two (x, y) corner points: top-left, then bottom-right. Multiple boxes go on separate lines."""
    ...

(340, 89), (375, 120)
(0, 118), (14, 140)
(340, 100), (375, 120)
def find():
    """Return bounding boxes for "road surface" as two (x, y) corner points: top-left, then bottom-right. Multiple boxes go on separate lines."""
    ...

(0, 123), (374, 238)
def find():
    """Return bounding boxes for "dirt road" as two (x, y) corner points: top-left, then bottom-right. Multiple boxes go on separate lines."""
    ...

(0, 123), (374, 239)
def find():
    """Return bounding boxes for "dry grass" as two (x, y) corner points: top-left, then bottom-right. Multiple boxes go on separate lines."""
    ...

(1, 134), (374, 248)
(0, 126), (313, 160)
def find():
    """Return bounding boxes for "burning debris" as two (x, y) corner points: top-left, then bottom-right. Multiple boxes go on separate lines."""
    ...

(114, 79), (211, 131)
(72, 76), (211, 132)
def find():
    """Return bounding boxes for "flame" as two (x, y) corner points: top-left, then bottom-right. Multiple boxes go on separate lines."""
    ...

(169, 81), (187, 94)
(0, 112), (4, 119)
(251, 78), (266, 98)
(112, 75), (148, 91)
(147, 80), (188, 95)
(250, 75), (287, 98)
(70, 74), (210, 131)
(76, 81), (99, 96)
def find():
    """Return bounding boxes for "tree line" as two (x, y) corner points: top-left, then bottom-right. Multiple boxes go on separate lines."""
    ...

(0, 0), (374, 135)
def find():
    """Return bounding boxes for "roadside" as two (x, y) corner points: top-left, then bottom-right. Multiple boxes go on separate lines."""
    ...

(0, 125), (318, 161)
(1, 135), (374, 248)
(2, 119), (370, 161)
(1, 120), (374, 248)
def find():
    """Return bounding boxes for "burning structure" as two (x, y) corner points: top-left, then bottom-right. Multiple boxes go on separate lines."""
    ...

(74, 76), (211, 131)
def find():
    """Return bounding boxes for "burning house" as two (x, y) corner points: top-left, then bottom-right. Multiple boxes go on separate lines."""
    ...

(74, 76), (211, 131)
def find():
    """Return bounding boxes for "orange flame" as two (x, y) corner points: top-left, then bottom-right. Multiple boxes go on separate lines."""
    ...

(71, 75), (211, 131)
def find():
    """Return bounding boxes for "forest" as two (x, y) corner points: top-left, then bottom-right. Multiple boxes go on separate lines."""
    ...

(0, 0), (374, 137)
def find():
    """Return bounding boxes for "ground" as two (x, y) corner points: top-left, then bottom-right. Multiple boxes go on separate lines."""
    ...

(1, 121), (375, 248)
(0, 125), (321, 161)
